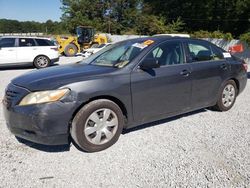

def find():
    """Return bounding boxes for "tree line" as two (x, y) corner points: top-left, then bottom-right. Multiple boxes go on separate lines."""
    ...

(0, 19), (66, 34)
(1, 0), (250, 37)
(61, 0), (250, 37)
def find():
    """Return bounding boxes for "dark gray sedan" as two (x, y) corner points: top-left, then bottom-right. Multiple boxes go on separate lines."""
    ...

(3, 37), (248, 152)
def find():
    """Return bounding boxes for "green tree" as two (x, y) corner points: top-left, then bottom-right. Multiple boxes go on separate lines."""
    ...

(143, 0), (250, 36)
(61, 0), (142, 34)
(61, 0), (106, 33)
(0, 19), (67, 34)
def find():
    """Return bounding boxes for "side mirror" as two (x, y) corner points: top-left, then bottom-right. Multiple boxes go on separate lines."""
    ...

(140, 58), (160, 70)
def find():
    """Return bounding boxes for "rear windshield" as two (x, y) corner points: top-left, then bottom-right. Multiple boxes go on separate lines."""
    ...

(35, 39), (56, 46)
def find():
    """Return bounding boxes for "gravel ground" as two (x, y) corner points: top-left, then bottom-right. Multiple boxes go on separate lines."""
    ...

(0, 57), (250, 187)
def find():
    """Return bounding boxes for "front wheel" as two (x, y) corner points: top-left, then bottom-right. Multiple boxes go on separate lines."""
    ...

(70, 99), (124, 152)
(213, 80), (237, 111)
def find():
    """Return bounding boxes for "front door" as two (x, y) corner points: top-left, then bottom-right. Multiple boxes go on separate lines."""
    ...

(131, 41), (192, 123)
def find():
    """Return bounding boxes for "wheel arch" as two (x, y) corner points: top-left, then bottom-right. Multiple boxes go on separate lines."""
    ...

(70, 95), (128, 127)
(228, 78), (240, 95)
(213, 77), (240, 108)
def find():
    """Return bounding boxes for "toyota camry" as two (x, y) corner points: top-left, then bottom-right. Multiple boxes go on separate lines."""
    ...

(3, 37), (247, 152)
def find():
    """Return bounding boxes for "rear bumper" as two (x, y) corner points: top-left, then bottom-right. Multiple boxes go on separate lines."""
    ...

(51, 57), (60, 63)
(237, 72), (248, 95)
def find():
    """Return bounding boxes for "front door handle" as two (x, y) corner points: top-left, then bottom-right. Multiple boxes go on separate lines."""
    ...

(180, 70), (190, 77)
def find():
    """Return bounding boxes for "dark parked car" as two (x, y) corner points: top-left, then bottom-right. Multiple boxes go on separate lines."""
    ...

(3, 37), (248, 152)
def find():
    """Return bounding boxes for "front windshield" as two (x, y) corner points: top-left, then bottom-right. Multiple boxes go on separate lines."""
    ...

(90, 40), (154, 68)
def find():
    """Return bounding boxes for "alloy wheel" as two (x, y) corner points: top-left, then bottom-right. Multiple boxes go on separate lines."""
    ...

(84, 108), (118, 145)
(222, 84), (236, 108)
(36, 56), (49, 68)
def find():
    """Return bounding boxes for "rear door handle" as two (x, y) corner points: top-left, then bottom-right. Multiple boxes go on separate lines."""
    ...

(180, 70), (190, 77)
(220, 63), (227, 70)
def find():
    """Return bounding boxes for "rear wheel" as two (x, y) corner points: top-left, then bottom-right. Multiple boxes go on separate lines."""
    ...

(33, 55), (50, 69)
(64, 43), (78, 57)
(213, 80), (237, 111)
(70, 99), (124, 152)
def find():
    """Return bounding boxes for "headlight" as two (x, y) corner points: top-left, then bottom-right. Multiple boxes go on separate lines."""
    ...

(19, 89), (69, 106)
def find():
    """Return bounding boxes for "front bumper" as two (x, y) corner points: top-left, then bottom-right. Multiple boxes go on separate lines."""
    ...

(7, 126), (69, 145)
(3, 83), (77, 145)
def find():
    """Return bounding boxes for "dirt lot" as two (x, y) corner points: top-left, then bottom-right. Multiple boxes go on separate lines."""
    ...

(0, 57), (250, 187)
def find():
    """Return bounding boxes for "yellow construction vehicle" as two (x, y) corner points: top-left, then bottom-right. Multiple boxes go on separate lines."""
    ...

(56, 26), (108, 56)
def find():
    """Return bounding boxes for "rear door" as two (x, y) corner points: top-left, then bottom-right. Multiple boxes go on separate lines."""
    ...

(131, 40), (192, 123)
(16, 38), (37, 63)
(184, 40), (229, 108)
(34, 38), (59, 59)
(0, 38), (17, 64)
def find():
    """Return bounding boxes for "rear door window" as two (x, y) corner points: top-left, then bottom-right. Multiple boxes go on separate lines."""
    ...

(211, 45), (224, 60)
(188, 43), (212, 62)
(0, 38), (16, 48)
(19, 38), (36, 47)
(187, 41), (224, 62)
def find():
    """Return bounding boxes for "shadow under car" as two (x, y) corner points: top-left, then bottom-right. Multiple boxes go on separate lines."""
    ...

(15, 108), (208, 152)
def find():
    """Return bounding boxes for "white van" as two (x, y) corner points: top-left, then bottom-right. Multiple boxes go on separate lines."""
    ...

(0, 36), (60, 69)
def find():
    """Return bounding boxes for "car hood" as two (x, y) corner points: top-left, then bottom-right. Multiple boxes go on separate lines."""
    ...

(12, 63), (117, 91)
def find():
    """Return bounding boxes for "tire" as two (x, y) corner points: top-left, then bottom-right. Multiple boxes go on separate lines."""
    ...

(64, 43), (78, 57)
(33, 55), (50, 69)
(213, 80), (238, 111)
(70, 99), (124, 152)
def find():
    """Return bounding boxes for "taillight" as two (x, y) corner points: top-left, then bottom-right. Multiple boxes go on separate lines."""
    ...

(242, 63), (248, 72)
(51, 47), (58, 51)
(229, 44), (244, 53)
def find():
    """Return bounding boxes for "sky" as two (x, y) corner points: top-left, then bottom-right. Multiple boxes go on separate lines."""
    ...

(0, 0), (62, 22)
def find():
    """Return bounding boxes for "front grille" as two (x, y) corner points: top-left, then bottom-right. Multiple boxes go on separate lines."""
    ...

(3, 83), (30, 107)
(5, 90), (20, 103)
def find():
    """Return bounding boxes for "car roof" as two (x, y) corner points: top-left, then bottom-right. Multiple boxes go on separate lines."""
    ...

(0, 36), (51, 40)
(153, 34), (190, 38)
(119, 36), (213, 45)
(116, 36), (191, 44)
